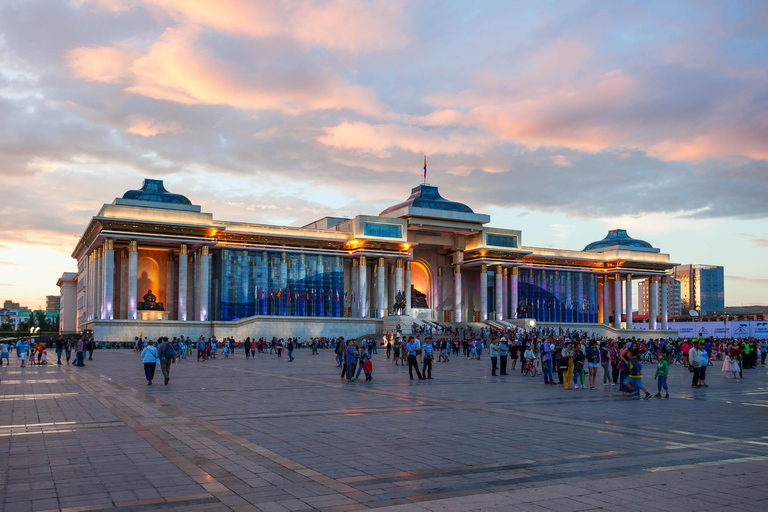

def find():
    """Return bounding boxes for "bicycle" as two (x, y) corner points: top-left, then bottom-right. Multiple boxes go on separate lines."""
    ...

(640, 349), (657, 363)
(523, 358), (536, 377)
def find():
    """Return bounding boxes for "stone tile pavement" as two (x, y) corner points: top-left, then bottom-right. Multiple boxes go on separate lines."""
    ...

(2, 347), (768, 511)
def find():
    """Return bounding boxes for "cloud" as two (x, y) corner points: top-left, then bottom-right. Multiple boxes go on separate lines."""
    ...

(317, 121), (495, 157)
(751, 238), (768, 248)
(66, 43), (140, 83)
(67, 26), (384, 115)
(125, 114), (183, 136)
(143, 0), (409, 53)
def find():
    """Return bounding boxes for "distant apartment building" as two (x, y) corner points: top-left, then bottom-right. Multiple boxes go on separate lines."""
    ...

(638, 278), (681, 318)
(673, 264), (725, 315)
(46, 295), (61, 313)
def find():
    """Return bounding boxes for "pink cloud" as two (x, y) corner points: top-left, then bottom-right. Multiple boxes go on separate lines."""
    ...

(125, 114), (183, 136)
(68, 26), (383, 115)
(144, 0), (409, 52)
(66, 43), (140, 83)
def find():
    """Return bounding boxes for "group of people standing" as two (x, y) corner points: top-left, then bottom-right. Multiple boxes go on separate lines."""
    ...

(0, 336), (92, 367)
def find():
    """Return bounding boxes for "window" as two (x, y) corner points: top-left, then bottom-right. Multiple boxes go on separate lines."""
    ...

(363, 222), (402, 238)
(486, 234), (517, 248)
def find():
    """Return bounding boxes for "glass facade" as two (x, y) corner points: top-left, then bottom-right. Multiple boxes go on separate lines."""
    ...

(486, 234), (517, 248)
(363, 222), (402, 238)
(516, 269), (599, 323)
(211, 249), (344, 321)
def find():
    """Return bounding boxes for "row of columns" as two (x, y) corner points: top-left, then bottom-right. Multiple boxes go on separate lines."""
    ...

(86, 240), (209, 323)
(601, 274), (669, 330)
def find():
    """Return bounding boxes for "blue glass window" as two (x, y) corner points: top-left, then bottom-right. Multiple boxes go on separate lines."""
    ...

(486, 234), (517, 248)
(363, 222), (402, 238)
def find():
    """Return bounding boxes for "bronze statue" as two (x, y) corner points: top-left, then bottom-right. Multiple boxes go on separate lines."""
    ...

(411, 284), (428, 308)
(392, 291), (406, 315)
(138, 290), (165, 311)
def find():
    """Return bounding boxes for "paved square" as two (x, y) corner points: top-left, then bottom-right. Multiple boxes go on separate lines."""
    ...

(2, 347), (768, 512)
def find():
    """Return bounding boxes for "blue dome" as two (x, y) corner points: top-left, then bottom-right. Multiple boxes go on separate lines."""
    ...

(122, 179), (192, 205)
(381, 185), (474, 216)
(584, 229), (653, 251)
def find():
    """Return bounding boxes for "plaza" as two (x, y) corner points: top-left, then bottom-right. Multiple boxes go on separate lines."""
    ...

(2, 348), (768, 512)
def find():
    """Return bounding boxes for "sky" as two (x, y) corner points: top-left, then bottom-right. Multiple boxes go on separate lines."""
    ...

(1, 0), (767, 310)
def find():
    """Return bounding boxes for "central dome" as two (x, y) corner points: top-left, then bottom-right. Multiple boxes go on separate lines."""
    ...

(122, 179), (192, 205)
(380, 185), (474, 216)
(584, 229), (653, 251)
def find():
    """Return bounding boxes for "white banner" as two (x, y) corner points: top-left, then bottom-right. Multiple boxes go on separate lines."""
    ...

(630, 321), (767, 339)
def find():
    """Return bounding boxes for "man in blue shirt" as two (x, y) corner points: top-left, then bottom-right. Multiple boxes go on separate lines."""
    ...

(346, 341), (359, 382)
(421, 338), (434, 379)
(406, 337), (423, 380)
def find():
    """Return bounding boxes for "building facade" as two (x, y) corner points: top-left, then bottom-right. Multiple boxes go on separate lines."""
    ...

(59, 179), (678, 341)
(46, 295), (61, 313)
(674, 264), (725, 315)
(638, 278), (681, 319)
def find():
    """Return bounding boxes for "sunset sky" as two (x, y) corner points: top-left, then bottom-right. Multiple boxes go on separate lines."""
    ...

(1, 0), (767, 309)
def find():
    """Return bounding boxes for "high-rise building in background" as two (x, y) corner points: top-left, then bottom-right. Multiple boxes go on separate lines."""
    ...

(638, 278), (681, 318)
(46, 295), (61, 313)
(674, 264), (725, 315)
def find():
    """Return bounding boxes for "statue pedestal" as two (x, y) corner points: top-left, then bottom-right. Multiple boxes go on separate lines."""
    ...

(138, 310), (170, 321)
(383, 315), (413, 335)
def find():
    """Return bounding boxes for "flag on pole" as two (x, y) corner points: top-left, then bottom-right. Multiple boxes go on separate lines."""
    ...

(276, 288), (282, 298)
(423, 155), (427, 181)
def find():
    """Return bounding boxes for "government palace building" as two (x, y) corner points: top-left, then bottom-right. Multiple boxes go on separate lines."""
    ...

(57, 179), (677, 341)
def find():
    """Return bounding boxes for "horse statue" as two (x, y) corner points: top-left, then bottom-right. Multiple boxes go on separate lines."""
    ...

(392, 290), (406, 315)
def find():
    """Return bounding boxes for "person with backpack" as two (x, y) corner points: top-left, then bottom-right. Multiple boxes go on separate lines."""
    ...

(157, 337), (176, 385)
(141, 340), (159, 386)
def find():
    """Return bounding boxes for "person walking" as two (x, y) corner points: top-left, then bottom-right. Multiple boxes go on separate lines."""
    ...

(55, 337), (64, 365)
(157, 337), (175, 385)
(75, 337), (85, 367)
(65, 339), (72, 364)
(392, 337), (402, 365)
(406, 337), (423, 381)
(0, 341), (9, 366)
(654, 353), (670, 398)
(287, 339), (294, 362)
(422, 339), (434, 379)
(141, 340), (159, 386)
(561, 342), (574, 390)
(87, 338), (95, 361)
(541, 339), (555, 385)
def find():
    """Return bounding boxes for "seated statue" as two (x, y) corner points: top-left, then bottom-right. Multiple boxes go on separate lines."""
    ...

(411, 285), (428, 308)
(138, 290), (165, 311)
(392, 291), (406, 315)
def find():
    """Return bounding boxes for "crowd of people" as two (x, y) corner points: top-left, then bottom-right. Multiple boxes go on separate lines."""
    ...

(0, 336), (95, 367)
(2, 329), (765, 396)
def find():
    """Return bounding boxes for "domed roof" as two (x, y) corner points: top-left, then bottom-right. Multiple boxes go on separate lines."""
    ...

(584, 229), (653, 251)
(380, 185), (474, 216)
(122, 179), (192, 205)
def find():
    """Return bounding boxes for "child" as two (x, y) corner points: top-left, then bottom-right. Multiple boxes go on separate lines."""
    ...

(223, 343), (229, 358)
(41, 349), (48, 365)
(654, 353), (670, 398)
(363, 357), (373, 381)
(722, 353), (740, 379)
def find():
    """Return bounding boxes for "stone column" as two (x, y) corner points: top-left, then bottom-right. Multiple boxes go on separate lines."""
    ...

(351, 259), (358, 317)
(299, 254), (307, 317)
(602, 275), (610, 325)
(101, 240), (114, 320)
(564, 272), (572, 323)
(198, 246), (210, 321)
(119, 249), (128, 319)
(395, 259), (403, 303)
(178, 244), (187, 321)
(358, 256), (367, 318)
(388, 264), (396, 313)
(87, 252), (93, 320)
(166, 252), (175, 320)
(613, 276), (622, 329)
(437, 267), (444, 320)
(625, 274), (633, 329)
(480, 264), (488, 321)
(454, 265), (462, 323)
(661, 276), (669, 330)
(128, 241), (138, 320)
(495, 265), (504, 321)
(576, 273), (584, 322)
(649, 276), (658, 330)
(510, 267), (519, 319)
(377, 258), (386, 318)
(404, 261), (412, 316)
